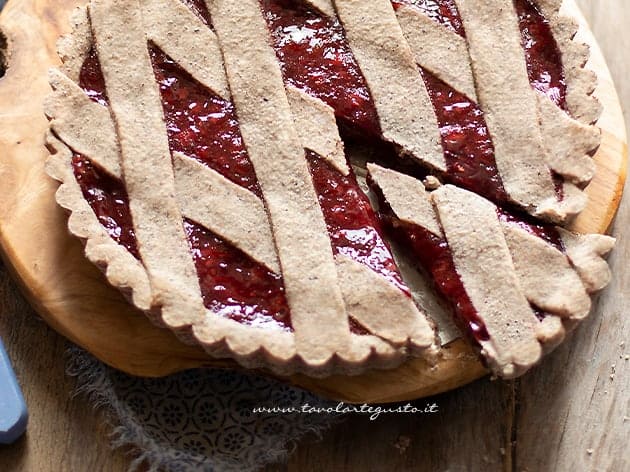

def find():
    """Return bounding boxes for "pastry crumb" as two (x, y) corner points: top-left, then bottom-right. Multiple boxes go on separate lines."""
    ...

(423, 175), (441, 190)
(393, 435), (411, 454)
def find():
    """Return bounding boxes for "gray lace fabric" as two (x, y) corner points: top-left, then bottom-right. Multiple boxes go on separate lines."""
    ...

(65, 346), (338, 471)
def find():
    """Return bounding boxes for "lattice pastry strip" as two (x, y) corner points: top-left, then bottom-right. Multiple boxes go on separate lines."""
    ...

(332, 0), (446, 172)
(90, 0), (208, 329)
(367, 164), (614, 377)
(46, 0), (437, 375)
(454, 0), (587, 220)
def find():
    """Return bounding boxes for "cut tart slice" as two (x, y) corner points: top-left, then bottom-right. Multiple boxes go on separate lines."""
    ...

(44, 0), (611, 377)
(368, 164), (614, 377)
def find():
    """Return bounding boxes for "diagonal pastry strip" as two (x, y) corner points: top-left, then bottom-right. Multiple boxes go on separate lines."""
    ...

(144, 0), (230, 100)
(174, 148), (436, 353)
(208, 0), (351, 366)
(395, 5), (477, 101)
(368, 164), (614, 377)
(333, 0), (446, 172)
(433, 184), (543, 377)
(455, 0), (576, 220)
(89, 0), (207, 327)
(286, 86), (349, 176)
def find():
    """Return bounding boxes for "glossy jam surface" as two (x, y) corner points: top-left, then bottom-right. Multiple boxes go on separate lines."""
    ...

(261, 0), (381, 135)
(515, 0), (567, 109)
(421, 68), (507, 203)
(181, 0), (211, 25)
(308, 152), (408, 293)
(393, 0), (567, 108)
(185, 219), (292, 330)
(72, 153), (140, 259)
(151, 47), (263, 197)
(79, 51), (108, 106)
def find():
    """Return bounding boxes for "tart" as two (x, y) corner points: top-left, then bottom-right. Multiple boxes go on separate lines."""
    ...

(45, 0), (614, 377)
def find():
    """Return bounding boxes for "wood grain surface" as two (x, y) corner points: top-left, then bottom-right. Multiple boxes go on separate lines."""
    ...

(0, 0), (626, 405)
(0, 0), (628, 470)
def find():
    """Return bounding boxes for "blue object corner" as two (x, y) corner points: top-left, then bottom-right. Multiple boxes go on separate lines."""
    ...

(1, 0), (29, 445)
(0, 339), (28, 444)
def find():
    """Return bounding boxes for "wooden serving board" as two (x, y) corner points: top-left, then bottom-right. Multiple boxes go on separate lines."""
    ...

(0, 0), (626, 403)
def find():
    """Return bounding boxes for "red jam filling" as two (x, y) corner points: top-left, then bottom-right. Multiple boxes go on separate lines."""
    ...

(78, 51), (108, 107)
(180, 0), (212, 25)
(72, 147), (294, 329)
(393, 0), (567, 108)
(307, 151), (408, 293)
(514, 0), (567, 109)
(72, 153), (140, 259)
(150, 46), (263, 197)
(184, 219), (292, 330)
(420, 68), (508, 203)
(261, 0), (381, 136)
